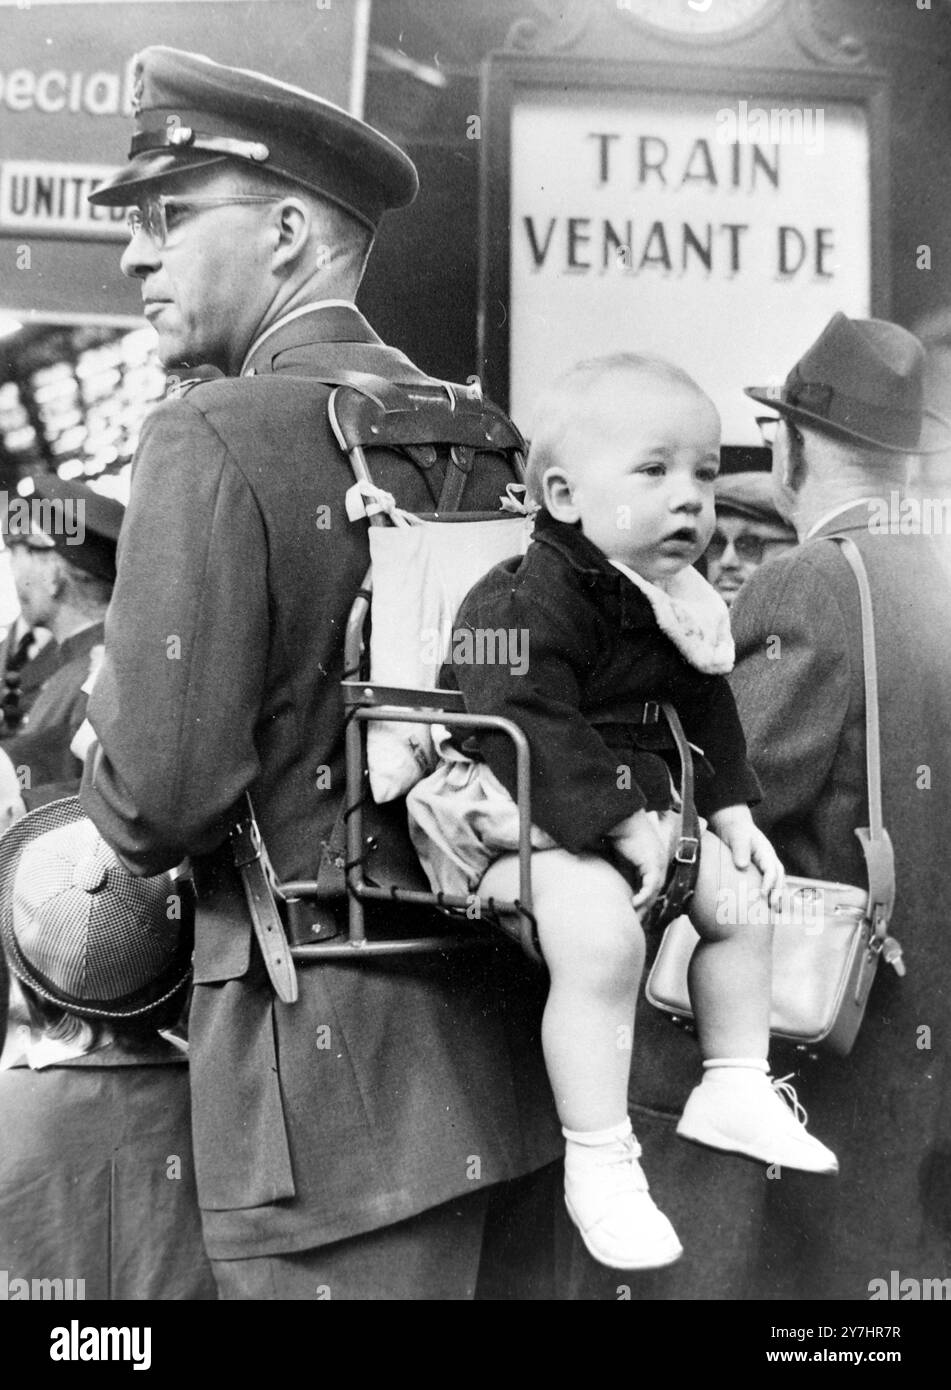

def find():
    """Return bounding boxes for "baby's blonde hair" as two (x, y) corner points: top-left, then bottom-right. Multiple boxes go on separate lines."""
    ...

(525, 352), (714, 505)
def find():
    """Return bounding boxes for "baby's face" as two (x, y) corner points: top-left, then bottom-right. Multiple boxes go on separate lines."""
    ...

(559, 377), (721, 583)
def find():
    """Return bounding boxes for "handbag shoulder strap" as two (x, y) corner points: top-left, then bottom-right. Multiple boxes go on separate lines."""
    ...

(826, 534), (896, 933)
(828, 535), (883, 836)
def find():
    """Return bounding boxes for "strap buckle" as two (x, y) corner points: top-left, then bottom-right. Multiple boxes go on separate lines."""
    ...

(674, 835), (700, 865)
(641, 701), (660, 725)
(230, 816), (262, 869)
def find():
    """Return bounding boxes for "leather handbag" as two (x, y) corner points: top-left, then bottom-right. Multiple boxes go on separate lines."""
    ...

(645, 535), (904, 1057)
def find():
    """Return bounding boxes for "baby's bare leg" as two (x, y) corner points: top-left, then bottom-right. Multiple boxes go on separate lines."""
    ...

(687, 829), (773, 1060)
(679, 831), (838, 1174)
(478, 848), (644, 1132)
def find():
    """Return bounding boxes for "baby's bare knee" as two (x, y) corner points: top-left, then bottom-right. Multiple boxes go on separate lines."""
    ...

(536, 858), (643, 977)
(691, 866), (774, 945)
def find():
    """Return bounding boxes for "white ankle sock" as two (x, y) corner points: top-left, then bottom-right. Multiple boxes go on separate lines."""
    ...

(562, 1117), (633, 1147)
(701, 1058), (769, 1087)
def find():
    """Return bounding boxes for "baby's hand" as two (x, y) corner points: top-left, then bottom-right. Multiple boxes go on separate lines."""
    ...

(609, 810), (668, 915)
(709, 804), (785, 907)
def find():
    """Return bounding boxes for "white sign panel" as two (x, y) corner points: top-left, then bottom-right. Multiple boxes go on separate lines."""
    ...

(510, 90), (871, 444)
(0, 161), (126, 238)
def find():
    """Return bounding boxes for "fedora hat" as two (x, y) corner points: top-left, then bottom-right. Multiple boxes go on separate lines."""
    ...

(0, 798), (192, 1021)
(745, 312), (951, 454)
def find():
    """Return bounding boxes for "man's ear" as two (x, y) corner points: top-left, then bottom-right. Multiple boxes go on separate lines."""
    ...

(269, 198), (310, 271)
(771, 420), (805, 504)
(45, 552), (68, 600)
(541, 466), (579, 523)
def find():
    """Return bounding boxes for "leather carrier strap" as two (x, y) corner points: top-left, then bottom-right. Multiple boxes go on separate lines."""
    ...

(827, 534), (898, 962)
(602, 701), (701, 928)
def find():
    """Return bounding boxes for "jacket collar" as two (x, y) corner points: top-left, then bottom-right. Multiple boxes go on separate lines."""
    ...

(241, 302), (384, 376)
(240, 302), (430, 385)
(806, 497), (878, 540)
(531, 511), (650, 628)
(56, 620), (105, 666)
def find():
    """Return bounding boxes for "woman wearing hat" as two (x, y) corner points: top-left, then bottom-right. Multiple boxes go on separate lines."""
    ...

(0, 799), (216, 1299)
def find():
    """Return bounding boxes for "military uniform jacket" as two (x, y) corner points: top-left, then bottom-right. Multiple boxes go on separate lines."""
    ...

(726, 502), (951, 1297)
(442, 508), (760, 851)
(7, 622), (102, 810)
(81, 305), (560, 1260)
(0, 626), (61, 739)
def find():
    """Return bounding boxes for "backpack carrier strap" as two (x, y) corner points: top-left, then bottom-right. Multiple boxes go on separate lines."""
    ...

(602, 701), (702, 929)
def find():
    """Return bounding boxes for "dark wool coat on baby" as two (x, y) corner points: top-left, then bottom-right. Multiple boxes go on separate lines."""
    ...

(440, 507), (761, 851)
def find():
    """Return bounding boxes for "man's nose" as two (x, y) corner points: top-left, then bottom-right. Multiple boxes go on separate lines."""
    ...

(718, 538), (741, 566)
(120, 229), (161, 280)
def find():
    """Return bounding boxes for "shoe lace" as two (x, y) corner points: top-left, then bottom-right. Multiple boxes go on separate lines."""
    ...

(772, 1073), (808, 1127)
(613, 1134), (649, 1190)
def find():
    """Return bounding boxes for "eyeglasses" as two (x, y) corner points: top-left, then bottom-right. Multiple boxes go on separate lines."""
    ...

(755, 415), (780, 447)
(126, 196), (281, 247)
(706, 531), (771, 564)
(756, 415), (803, 448)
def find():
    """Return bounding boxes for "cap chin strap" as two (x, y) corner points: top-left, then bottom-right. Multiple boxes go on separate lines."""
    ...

(165, 129), (270, 162)
(131, 127), (269, 162)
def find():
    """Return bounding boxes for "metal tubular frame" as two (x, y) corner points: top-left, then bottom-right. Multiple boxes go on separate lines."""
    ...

(277, 383), (539, 965)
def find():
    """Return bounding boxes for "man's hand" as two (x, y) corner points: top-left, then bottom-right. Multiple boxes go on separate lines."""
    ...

(709, 803), (784, 906)
(0, 748), (27, 832)
(609, 809), (669, 914)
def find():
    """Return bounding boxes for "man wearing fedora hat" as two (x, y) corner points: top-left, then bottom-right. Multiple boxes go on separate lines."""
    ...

(0, 477), (123, 824)
(77, 47), (561, 1299)
(726, 312), (951, 1297)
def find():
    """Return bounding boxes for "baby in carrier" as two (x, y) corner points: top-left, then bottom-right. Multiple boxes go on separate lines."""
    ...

(408, 353), (837, 1271)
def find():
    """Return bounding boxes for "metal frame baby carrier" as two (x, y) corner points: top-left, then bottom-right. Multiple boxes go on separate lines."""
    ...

(229, 372), (702, 1003)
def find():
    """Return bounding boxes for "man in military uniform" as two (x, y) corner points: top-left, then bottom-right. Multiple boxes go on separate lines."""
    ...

(0, 476), (123, 822)
(81, 47), (561, 1299)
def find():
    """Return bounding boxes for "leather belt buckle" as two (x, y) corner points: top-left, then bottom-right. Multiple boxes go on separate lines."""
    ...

(641, 701), (660, 725)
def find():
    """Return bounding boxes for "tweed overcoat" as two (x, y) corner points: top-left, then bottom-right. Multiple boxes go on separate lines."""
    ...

(726, 501), (951, 1299)
(80, 305), (560, 1261)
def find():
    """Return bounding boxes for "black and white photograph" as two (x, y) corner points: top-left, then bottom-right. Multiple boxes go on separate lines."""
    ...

(0, 0), (949, 1342)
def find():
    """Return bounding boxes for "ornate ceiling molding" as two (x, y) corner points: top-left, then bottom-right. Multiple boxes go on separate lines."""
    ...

(787, 0), (870, 67)
(504, 0), (598, 54)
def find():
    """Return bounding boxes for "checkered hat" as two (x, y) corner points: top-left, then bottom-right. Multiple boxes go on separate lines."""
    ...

(0, 798), (192, 1020)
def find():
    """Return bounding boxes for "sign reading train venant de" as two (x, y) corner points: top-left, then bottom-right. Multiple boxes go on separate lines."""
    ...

(0, 0), (362, 322)
(487, 74), (884, 446)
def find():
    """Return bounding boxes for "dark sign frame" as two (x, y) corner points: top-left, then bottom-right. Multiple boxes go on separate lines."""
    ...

(477, 55), (890, 414)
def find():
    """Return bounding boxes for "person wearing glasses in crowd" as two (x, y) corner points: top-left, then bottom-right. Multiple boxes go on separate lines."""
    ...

(77, 47), (562, 1301)
(705, 465), (797, 609)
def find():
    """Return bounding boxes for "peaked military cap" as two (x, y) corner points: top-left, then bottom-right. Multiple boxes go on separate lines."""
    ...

(88, 46), (419, 231)
(2, 476), (125, 583)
